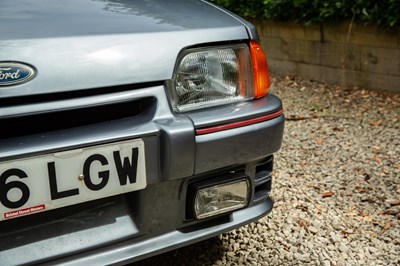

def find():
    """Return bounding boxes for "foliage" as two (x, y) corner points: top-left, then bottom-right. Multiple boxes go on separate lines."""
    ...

(209, 0), (400, 28)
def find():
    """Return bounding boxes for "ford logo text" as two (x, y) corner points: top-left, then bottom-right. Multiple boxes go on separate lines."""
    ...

(0, 62), (36, 86)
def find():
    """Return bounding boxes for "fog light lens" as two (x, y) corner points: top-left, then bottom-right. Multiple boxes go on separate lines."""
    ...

(194, 179), (250, 219)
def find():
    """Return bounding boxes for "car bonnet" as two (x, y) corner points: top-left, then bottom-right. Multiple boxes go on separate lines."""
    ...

(0, 0), (249, 99)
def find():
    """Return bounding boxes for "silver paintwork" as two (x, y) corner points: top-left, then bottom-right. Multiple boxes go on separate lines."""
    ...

(0, 62), (36, 86)
(0, 0), (284, 265)
(0, 0), (248, 99)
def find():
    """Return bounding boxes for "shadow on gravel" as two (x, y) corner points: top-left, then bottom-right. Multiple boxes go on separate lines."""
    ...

(129, 237), (225, 266)
(130, 75), (400, 265)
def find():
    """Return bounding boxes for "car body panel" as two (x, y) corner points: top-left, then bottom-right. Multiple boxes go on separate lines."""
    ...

(0, 0), (284, 265)
(0, 0), (249, 99)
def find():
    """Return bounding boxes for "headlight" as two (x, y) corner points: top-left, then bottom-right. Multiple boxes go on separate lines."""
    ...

(171, 42), (269, 112)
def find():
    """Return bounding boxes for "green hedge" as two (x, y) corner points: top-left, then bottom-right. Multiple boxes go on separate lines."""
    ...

(210, 0), (400, 28)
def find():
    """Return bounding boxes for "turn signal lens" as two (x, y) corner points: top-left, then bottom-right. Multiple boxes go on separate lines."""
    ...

(250, 41), (270, 98)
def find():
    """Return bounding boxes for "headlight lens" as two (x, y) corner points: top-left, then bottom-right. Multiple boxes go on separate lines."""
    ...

(171, 44), (254, 112)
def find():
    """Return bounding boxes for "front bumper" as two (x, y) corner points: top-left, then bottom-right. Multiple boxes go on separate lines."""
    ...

(0, 84), (284, 265)
(44, 198), (273, 266)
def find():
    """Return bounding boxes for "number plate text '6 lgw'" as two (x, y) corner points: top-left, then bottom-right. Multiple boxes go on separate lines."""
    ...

(0, 139), (146, 221)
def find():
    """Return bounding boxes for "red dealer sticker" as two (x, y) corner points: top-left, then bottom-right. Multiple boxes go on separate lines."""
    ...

(4, 204), (46, 219)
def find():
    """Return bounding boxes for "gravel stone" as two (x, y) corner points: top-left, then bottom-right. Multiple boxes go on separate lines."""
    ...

(131, 75), (400, 266)
(322, 260), (331, 266)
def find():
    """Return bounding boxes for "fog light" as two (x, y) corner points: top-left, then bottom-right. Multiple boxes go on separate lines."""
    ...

(193, 179), (250, 219)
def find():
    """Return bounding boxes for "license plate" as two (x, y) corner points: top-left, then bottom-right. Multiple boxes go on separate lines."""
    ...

(0, 139), (146, 221)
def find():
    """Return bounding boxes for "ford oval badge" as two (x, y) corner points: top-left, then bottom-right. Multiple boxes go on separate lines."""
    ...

(0, 62), (36, 86)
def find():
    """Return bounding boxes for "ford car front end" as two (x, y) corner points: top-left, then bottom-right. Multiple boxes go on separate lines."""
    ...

(0, 0), (284, 265)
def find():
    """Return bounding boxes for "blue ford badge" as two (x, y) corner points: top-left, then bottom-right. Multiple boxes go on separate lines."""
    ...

(0, 62), (36, 86)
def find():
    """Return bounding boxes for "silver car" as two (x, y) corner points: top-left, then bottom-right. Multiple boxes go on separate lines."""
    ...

(0, 0), (284, 265)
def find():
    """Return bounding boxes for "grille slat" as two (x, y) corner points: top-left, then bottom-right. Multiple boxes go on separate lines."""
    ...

(0, 97), (155, 139)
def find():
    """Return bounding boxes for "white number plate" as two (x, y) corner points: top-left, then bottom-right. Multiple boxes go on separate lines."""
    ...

(0, 139), (146, 221)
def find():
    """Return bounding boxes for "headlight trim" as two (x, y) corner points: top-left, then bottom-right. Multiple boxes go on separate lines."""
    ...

(171, 43), (254, 112)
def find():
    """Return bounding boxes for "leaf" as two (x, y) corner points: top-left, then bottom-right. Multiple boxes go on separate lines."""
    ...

(373, 156), (382, 164)
(297, 219), (308, 228)
(385, 198), (400, 206)
(295, 204), (309, 211)
(383, 206), (400, 215)
(322, 191), (335, 198)
(341, 229), (354, 238)
(355, 186), (368, 193)
(311, 104), (323, 112)
(383, 223), (392, 230)
(369, 121), (383, 126)
(363, 216), (373, 222)
(345, 211), (358, 217)
(333, 127), (344, 132)
(345, 141), (353, 146)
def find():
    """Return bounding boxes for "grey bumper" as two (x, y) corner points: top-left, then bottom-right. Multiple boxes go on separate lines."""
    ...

(0, 84), (283, 265)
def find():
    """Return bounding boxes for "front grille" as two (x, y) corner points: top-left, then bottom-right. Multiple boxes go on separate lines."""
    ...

(0, 97), (155, 139)
(253, 156), (273, 203)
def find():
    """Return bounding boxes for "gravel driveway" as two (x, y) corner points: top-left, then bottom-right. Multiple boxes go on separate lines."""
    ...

(133, 76), (400, 266)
